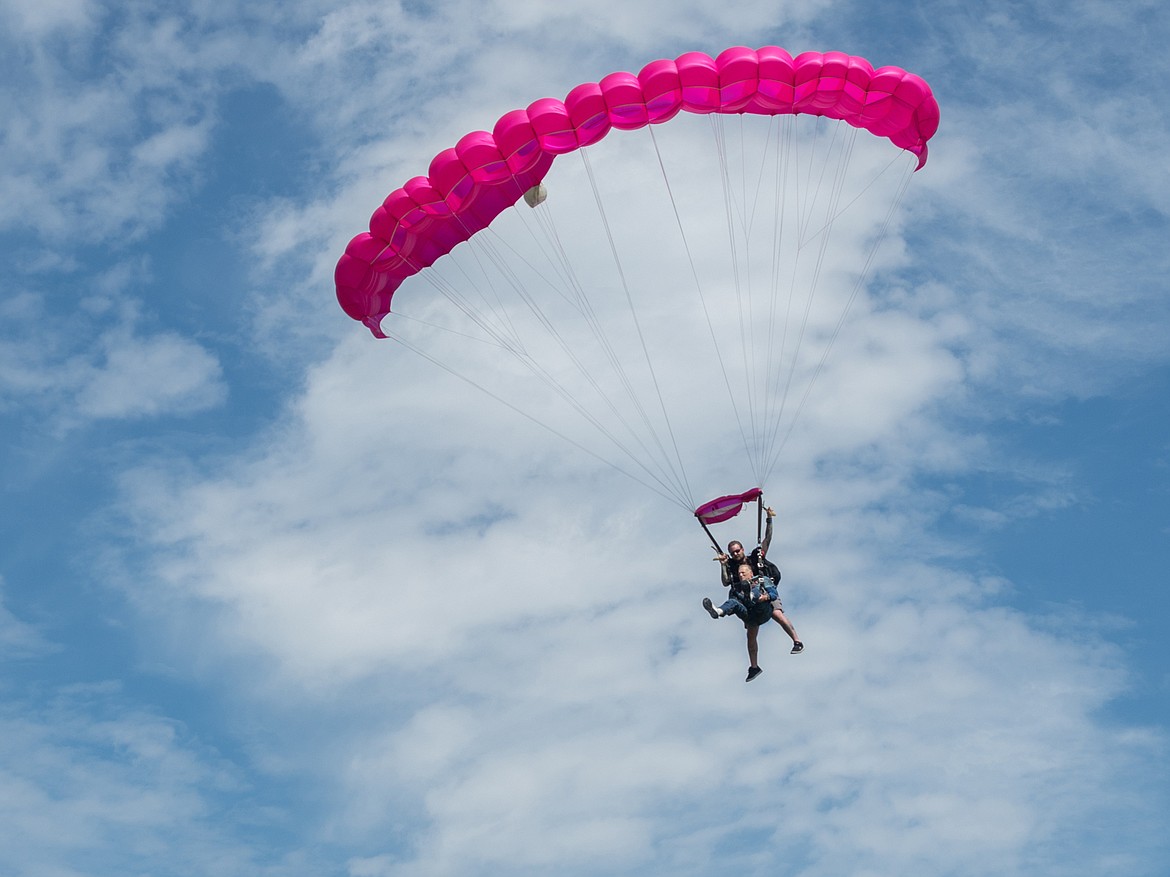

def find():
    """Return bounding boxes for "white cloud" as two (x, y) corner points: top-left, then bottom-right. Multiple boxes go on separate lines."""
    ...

(75, 327), (225, 419)
(4, 1), (1169, 875)
(0, 4), (253, 243)
(0, 0), (97, 38)
(901, 1), (1170, 402)
(0, 580), (54, 659)
(109, 322), (1166, 874)
(0, 683), (316, 877)
(90, 6), (1169, 872)
(0, 286), (225, 425)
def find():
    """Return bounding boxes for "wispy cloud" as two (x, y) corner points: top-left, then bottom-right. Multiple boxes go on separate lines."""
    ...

(0, 283), (225, 429)
(0, 581), (54, 659)
(0, 680), (315, 876)
(2, 1), (1168, 875)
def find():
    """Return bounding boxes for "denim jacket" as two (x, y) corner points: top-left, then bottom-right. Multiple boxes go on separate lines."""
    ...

(731, 574), (778, 606)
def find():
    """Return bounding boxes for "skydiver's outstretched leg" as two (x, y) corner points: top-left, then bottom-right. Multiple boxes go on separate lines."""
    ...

(703, 597), (748, 619)
(745, 625), (762, 681)
(770, 607), (803, 653)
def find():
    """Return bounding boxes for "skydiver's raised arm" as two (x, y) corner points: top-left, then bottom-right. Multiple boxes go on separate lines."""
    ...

(716, 552), (733, 587)
(760, 506), (775, 557)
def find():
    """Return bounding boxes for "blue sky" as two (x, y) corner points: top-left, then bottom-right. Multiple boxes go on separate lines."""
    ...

(2, 1), (1168, 875)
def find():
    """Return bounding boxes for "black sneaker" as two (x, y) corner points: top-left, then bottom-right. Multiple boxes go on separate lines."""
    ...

(702, 597), (719, 619)
(746, 665), (763, 682)
(790, 641), (804, 654)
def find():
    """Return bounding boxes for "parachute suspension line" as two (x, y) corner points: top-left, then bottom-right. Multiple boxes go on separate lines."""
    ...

(466, 223), (590, 359)
(414, 256), (527, 355)
(722, 114), (791, 482)
(508, 194), (699, 502)
(526, 195), (666, 434)
(476, 207), (703, 506)
(766, 117), (806, 438)
(710, 114), (813, 486)
(434, 171), (602, 351)
(577, 146), (696, 508)
(739, 116), (784, 482)
(794, 115), (837, 244)
(757, 115), (831, 445)
(458, 183), (612, 348)
(435, 170), (587, 353)
(410, 189), (567, 357)
(474, 212), (589, 316)
(524, 205), (596, 314)
(758, 127), (911, 455)
(644, 122), (759, 482)
(380, 323), (692, 512)
(711, 116), (763, 484)
(744, 116), (778, 240)
(450, 234), (530, 352)
(401, 225), (698, 506)
(743, 118), (773, 482)
(758, 118), (856, 470)
(759, 153), (916, 484)
(760, 121), (858, 469)
(505, 170), (697, 505)
(792, 148), (915, 246)
(412, 286), (699, 505)
(384, 310), (513, 348)
(770, 116), (818, 438)
(761, 116), (793, 467)
(512, 191), (692, 505)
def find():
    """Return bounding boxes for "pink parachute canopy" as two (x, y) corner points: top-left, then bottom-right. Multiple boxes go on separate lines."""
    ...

(694, 488), (763, 525)
(335, 46), (940, 338)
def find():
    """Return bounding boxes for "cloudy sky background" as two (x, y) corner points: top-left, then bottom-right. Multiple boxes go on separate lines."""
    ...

(2, 1), (1168, 875)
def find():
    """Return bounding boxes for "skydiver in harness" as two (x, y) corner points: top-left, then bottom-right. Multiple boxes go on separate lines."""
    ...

(696, 498), (804, 682)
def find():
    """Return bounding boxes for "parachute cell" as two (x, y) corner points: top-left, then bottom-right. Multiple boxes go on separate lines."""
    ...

(334, 46), (939, 339)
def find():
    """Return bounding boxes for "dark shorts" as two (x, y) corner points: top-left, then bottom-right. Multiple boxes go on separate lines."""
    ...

(743, 596), (785, 628)
(741, 602), (774, 628)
